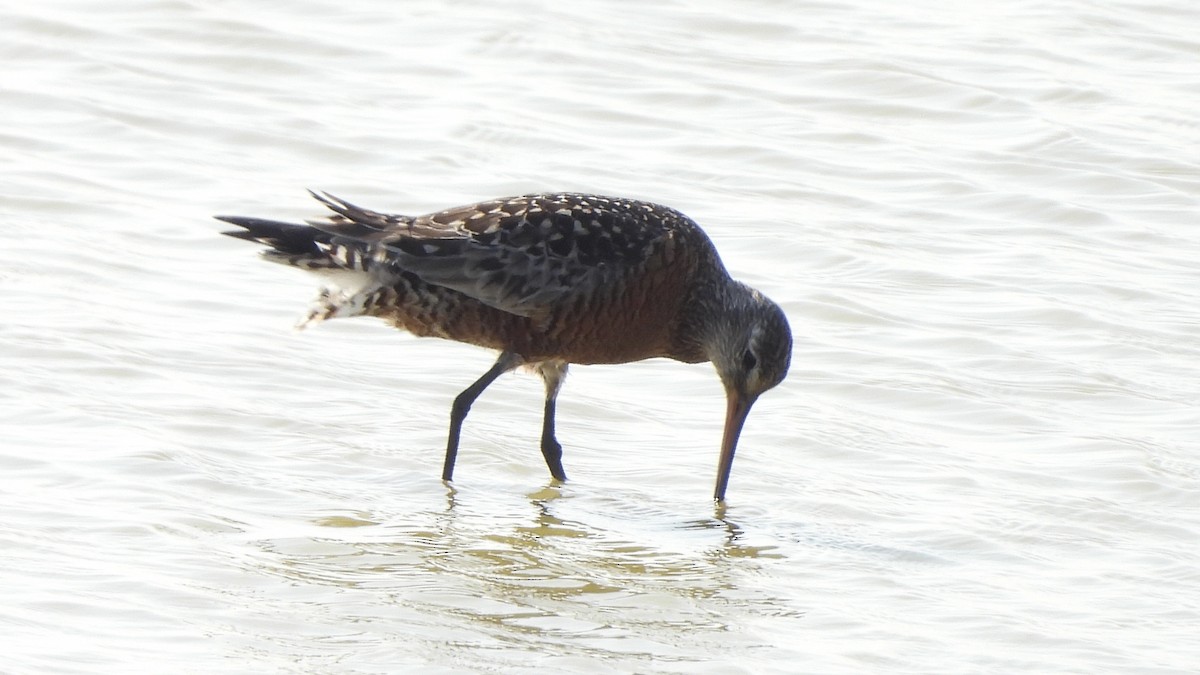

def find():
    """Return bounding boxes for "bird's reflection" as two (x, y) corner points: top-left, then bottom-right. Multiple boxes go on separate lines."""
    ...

(509, 482), (589, 543)
(441, 479), (459, 512)
(680, 503), (784, 560)
(266, 478), (795, 645)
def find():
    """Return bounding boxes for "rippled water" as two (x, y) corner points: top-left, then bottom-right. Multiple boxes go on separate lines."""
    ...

(3, 0), (1199, 672)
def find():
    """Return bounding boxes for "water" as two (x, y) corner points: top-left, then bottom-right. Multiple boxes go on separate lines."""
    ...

(2, 0), (1199, 672)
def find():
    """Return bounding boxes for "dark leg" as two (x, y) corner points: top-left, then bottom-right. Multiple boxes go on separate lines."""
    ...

(443, 351), (523, 482)
(536, 361), (569, 482)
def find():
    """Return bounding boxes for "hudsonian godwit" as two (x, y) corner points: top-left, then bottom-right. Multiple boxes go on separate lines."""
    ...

(219, 191), (791, 501)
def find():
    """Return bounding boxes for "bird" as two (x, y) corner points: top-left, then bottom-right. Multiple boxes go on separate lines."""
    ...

(217, 191), (791, 501)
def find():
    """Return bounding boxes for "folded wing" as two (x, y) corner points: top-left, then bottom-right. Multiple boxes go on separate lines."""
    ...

(305, 191), (682, 320)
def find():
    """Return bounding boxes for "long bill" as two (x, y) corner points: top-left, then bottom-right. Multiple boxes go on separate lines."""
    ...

(714, 390), (758, 502)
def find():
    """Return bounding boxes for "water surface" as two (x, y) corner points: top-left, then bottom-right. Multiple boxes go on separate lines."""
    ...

(2, 0), (1198, 672)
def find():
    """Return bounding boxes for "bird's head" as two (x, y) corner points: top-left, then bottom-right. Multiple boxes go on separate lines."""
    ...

(705, 285), (792, 501)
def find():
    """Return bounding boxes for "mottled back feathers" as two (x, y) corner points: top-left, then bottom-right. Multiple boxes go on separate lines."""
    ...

(302, 192), (713, 320)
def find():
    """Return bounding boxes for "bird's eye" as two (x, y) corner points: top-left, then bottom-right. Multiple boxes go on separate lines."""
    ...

(742, 349), (758, 371)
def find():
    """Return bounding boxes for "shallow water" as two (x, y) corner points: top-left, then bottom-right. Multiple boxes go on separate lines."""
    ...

(2, 0), (1199, 672)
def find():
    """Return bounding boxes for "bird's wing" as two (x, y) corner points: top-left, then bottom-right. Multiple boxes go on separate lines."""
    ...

(306, 192), (688, 319)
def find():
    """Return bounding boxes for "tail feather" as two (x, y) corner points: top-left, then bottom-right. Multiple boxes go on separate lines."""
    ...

(218, 215), (369, 273)
(219, 211), (384, 325)
(217, 216), (322, 255)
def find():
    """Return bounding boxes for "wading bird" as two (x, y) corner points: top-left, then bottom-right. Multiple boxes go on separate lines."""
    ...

(218, 192), (791, 500)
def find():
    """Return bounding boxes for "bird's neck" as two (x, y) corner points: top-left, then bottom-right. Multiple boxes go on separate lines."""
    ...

(670, 269), (748, 365)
